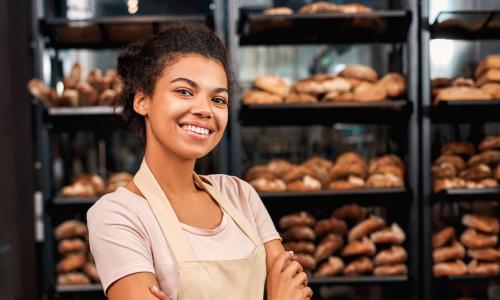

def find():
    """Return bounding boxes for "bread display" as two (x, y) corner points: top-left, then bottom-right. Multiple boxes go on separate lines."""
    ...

(54, 220), (100, 285)
(27, 62), (122, 107)
(60, 172), (133, 198)
(245, 152), (405, 193)
(243, 66), (406, 105)
(432, 138), (499, 192)
(432, 54), (500, 103)
(280, 204), (407, 277)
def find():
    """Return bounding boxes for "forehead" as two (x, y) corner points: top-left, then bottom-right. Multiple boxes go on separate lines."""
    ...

(161, 54), (228, 88)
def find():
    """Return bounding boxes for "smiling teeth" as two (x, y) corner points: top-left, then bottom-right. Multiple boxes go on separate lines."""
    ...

(182, 124), (210, 135)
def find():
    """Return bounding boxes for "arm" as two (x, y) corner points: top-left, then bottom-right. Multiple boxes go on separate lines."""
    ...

(108, 272), (165, 300)
(264, 239), (286, 273)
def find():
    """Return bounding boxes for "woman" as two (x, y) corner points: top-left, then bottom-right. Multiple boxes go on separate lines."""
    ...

(87, 22), (312, 300)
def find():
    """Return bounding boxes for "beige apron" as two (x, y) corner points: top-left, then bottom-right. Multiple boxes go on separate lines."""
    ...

(133, 160), (267, 300)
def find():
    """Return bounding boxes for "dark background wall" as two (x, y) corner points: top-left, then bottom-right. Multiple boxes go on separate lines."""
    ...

(0, 0), (37, 299)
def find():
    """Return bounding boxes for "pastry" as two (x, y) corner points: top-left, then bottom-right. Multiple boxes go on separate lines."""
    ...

(285, 92), (317, 103)
(432, 227), (456, 248)
(433, 178), (467, 192)
(462, 214), (499, 234)
(366, 173), (404, 188)
(465, 178), (498, 189)
(329, 162), (368, 180)
(353, 82), (387, 102)
(105, 172), (135, 193)
(432, 162), (458, 179)
(61, 181), (95, 198)
(451, 77), (475, 87)
(245, 165), (272, 182)
(60, 89), (79, 106)
(441, 142), (476, 157)
(374, 264), (408, 276)
(303, 156), (334, 170)
(282, 165), (316, 183)
(369, 155), (405, 173)
(249, 177), (287, 192)
(432, 77), (452, 89)
(434, 86), (492, 103)
(328, 176), (365, 190)
(314, 218), (348, 237)
(467, 150), (500, 166)
(348, 216), (385, 242)
(74, 174), (105, 195)
(377, 73), (406, 98)
(479, 135), (500, 151)
(283, 242), (316, 255)
(315, 234), (344, 261)
(287, 175), (322, 191)
(282, 226), (316, 241)
(331, 203), (367, 222)
(475, 55), (500, 78)
(82, 263), (100, 282)
(76, 82), (98, 106)
(292, 254), (317, 270)
(468, 259), (500, 276)
(54, 220), (88, 240)
(433, 241), (466, 263)
(293, 78), (325, 95)
(27, 78), (53, 106)
(496, 164), (500, 180)
(57, 272), (91, 285)
(344, 257), (374, 276)
(323, 91), (354, 102)
(341, 237), (377, 257)
(339, 64), (378, 82)
(242, 90), (282, 105)
(339, 3), (373, 13)
(313, 256), (345, 277)
(370, 164), (404, 179)
(336, 152), (366, 165)
(370, 223), (406, 245)
(467, 248), (500, 261)
(460, 228), (498, 249)
(298, 1), (341, 13)
(476, 68), (500, 86)
(63, 62), (82, 89)
(58, 239), (88, 255)
(322, 77), (352, 93)
(433, 260), (467, 277)
(263, 7), (293, 14)
(374, 246), (407, 266)
(279, 212), (316, 230)
(434, 155), (466, 171)
(480, 82), (500, 98)
(459, 164), (493, 181)
(98, 89), (118, 106)
(56, 253), (87, 273)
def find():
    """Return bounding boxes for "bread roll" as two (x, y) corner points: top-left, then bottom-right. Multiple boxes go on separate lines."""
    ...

(279, 212), (316, 230)
(475, 55), (500, 78)
(339, 64), (378, 82)
(378, 73), (406, 98)
(292, 254), (317, 270)
(434, 155), (466, 172)
(459, 164), (493, 181)
(242, 90), (283, 105)
(374, 264), (408, 276)
(330, 162), (368, 180)
(82, 263), (100, 282)
(282, 226), (316, 241)
(435, 86), (492, 103)
(283, 241), (316, 255)
(479, 135), (500, 151)
(433, 260), (467, 277)
(353, 82), (387, 102)
(467, 248), (500, 261)
(468, 259), (500, 276)
(441, 142), (476, 157)
(331, 203), (367, 222)
(433, 241), (466, 263)
(460, 228), (498, 249)
(366, 173), (404, 188)
(432, 227), (456, 248)
(476, 68), (500, 86)
(57, 272), (91, 285)
(348, 216), (385, 242)
(249, 177), (287, 192)
(374, 246), (407, 266)
(315, 218), (347, 237)
(58, 239), (88, 255)
(315, 234), (344, 261)
(462, 214), (499, 234)
(56, 253), (87, 273)
(313, 256), (345, 277)
(344, 257), (374, 276)
(263, 7), (293, 14)
(370, 223), (406, 245)
(328, 176), (365, 190)
(54, 220), (88, 240)
(285, 92), (317, 103)
(341, 237), (377, 257)
(467, 150), (500, 166)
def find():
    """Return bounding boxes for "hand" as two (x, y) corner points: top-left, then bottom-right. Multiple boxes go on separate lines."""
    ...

(150, 286), (171, 300)
(267, 251), (313, 300)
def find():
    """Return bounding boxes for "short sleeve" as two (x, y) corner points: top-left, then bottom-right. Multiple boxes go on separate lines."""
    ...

(87, 197), (155, 295)
(239, 178), (282, 244)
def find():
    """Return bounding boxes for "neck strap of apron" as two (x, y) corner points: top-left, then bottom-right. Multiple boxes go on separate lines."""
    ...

(133, 159), (262, 264)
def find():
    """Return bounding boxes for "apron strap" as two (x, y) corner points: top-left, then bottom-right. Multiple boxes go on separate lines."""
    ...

(193, 173), (263, 247)
(134, 159), (196, 263)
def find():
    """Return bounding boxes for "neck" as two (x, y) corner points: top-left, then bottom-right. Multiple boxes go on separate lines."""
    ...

(143, 140), (198, 198)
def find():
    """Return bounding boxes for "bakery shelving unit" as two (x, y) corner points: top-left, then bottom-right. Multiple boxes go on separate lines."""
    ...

(420, 4), (500, 300)
(227, 1), (420, 299)
(31, 1), (226, 299)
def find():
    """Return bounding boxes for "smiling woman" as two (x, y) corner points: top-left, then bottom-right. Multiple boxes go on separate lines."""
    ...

(86, 22), (312, 300)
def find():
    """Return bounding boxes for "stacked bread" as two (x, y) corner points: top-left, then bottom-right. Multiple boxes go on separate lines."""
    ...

(264, 2), (373, 15)
(432, 214), (499, 277)
(432, 137), (500, 192)
(243, 66), (406, 105)
(61, 172), (133, 198)
(281, 204), (408, 277)
(54, 220), (100, 285)
(27, 62), (122, 107)
(245, 153), (405, 193)
(280, 212), (318, 272)
(432, 54), (500, 104)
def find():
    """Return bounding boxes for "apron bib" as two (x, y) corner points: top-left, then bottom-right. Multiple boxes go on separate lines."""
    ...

(133, 159), (267, 300)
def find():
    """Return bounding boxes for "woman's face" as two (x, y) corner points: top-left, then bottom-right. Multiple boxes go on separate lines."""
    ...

(138, 54), (229, 160)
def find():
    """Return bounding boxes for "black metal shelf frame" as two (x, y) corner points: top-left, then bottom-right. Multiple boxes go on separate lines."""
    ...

(430, 10), (500, 40)
(432, 188), (500, 203)
(228, 1), (421, 300)
(430, 100), (500, 124)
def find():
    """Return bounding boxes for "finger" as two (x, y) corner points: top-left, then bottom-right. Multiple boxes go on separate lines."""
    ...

(283, 260), (303, 278)
(271, 251), (293, 276)
(292, 271), (308, 288)
(302, 287), (313, 299)
(150, 286), (171, 300)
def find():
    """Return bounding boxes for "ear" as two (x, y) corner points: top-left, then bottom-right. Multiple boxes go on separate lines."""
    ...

(133, 90), (149, 116)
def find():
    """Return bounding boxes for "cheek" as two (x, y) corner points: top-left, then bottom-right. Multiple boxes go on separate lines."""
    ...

(215, 109), (229, 131)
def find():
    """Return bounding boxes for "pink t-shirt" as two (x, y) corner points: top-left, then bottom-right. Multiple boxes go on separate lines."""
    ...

(87, 174), (280, 299)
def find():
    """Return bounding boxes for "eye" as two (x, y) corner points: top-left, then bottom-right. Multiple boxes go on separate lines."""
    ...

(176, 88), (193, 96)
(212, 97), (227, 105)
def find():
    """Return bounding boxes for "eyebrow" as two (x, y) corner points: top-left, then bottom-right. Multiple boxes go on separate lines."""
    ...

(170, 77), (228, 94)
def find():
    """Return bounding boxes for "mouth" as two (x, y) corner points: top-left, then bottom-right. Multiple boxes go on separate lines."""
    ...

(178, 122), (215, 138)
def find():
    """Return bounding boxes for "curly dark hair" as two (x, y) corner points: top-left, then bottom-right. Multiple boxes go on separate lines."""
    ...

(116, 22), (236, 139)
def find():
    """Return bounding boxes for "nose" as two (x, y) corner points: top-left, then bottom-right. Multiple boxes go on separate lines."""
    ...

(191, 96), (213, 119)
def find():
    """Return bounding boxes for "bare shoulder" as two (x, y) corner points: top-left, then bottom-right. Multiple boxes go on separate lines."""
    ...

(107, 272), (159, 300)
